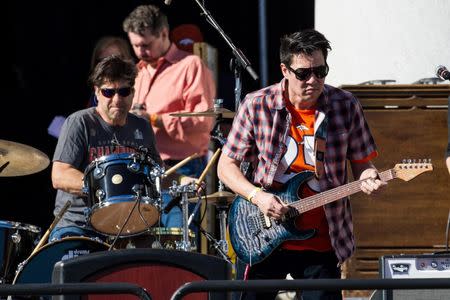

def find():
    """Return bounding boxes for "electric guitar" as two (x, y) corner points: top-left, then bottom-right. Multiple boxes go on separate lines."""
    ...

(228, 161), (433, 265)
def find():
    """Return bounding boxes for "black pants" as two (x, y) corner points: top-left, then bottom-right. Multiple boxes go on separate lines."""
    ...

(236, 250), (342, 300)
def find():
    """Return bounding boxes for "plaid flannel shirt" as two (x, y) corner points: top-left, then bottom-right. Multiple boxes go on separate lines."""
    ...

(223, 79), (377, 262)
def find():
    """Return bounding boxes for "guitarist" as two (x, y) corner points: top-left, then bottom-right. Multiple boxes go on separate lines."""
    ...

(217, 29), (386, 300)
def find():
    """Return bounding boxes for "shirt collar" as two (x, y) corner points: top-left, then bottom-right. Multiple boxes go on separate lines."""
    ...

(277, 78), (329, 114)
(136, 43), (183, 70)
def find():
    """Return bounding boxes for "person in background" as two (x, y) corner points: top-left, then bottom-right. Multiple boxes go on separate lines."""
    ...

(123, 4), (216, 228)
(170, 23), (204, 53)
(86, 36), (135, 107)
(217, 29), (386, 300)
(50, 56), (161, 241)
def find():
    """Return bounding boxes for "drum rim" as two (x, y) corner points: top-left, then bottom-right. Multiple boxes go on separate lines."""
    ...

(90, 196), (159, 207)
(84, 152), (140, 173)
(0, 220), (41, 232)
(151, 227), (195, 237)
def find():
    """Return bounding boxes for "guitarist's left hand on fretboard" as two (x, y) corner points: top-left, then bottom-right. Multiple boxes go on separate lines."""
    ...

(359, 168), (388, 195)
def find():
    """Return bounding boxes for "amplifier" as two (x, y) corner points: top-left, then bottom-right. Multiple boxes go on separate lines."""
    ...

(377, 254), (450, 300)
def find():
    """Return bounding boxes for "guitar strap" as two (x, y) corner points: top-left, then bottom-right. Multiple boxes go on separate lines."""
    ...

(314, 116), (327, 179)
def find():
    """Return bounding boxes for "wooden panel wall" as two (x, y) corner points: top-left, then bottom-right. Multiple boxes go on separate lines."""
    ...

(339, 84), (450, 280)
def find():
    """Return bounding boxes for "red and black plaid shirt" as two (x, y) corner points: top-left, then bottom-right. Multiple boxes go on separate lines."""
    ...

(223, 79), (377, 262)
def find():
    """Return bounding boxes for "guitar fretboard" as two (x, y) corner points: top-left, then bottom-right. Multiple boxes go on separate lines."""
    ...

(290, 169), (395, 214)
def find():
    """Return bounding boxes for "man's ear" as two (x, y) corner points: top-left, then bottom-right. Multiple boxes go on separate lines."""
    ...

(280, 63), (289, 78)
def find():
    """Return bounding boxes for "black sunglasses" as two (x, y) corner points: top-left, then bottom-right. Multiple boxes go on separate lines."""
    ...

(100, 87), (132, 98)
(286, 64), (329, 81)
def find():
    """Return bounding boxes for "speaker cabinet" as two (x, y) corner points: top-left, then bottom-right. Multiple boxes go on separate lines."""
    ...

(378, 254), (450, 300)
(52, 248), (231, 300)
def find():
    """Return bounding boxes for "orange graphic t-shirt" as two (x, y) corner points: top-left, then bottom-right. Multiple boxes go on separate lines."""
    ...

(273, 99), (332, 252)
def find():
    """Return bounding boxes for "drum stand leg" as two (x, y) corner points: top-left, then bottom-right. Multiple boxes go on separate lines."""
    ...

(216, 204), (229, 254)
(180, 191), (191, 252)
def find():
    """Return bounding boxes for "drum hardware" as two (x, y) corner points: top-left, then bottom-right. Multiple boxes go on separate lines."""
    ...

(0, 221), (41, 284)
(168, 181), (198, 252)
(0, 139), (50, 177)
(165, 148), (222, 252)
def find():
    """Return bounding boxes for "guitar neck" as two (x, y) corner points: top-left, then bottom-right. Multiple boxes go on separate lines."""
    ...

(291, 169), (395, 214)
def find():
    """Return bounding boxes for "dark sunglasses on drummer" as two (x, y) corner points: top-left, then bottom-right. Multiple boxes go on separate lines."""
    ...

(100, 87), (132, 98)
(286, 64), (329, 81)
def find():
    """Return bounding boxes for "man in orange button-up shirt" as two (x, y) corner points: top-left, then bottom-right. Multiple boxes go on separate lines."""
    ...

(123, 4), (216, 228)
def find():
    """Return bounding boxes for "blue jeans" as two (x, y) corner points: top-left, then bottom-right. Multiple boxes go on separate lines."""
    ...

(160, 156), (207, 229)
(49, 226), (105, 242)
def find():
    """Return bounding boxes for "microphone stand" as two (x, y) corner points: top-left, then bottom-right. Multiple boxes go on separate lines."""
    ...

(196, 222), (232, 264)
(193, 0), (259, 110)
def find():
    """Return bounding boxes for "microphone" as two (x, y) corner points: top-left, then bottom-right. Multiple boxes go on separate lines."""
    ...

(163, 195), (181, 213)
(436, 65), (450, 81)
(164, 0), (172, 5)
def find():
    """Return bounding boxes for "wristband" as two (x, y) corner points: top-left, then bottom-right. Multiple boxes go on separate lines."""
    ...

(150, 114), (158, 127)
(247, 187), (262, 203)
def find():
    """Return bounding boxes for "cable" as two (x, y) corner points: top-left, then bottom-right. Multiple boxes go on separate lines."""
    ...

(446, 209), (450, 252)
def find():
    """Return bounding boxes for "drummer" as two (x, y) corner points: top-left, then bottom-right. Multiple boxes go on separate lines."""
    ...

(50, 55), (162, 241)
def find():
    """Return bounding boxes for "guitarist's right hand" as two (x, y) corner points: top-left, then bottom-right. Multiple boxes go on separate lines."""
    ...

(252, 191), (290, 220)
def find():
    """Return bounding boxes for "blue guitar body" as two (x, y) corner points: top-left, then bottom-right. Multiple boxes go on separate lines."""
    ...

(228, 171), (317, 266)
(228, 161), (433, 265)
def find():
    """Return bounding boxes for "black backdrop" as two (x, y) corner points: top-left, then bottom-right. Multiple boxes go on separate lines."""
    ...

(3, 0), (313, 232)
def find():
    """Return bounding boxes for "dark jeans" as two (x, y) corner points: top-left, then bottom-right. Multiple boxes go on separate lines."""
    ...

(237, 250), (342, 300)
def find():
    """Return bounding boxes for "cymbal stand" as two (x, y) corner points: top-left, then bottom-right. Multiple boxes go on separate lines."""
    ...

(169, 181), (197, 252)
(215, 181), (230, 254)
(210, 99), (227, 147)
(209, 103), (230, 254)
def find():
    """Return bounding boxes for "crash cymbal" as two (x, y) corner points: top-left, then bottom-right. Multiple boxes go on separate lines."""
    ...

(170, 108), (235, 119)
(188, 190), (236, 204)
(0, 139), (50, 177)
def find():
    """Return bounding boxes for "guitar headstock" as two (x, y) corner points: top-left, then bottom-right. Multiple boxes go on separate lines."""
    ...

(393, 159), (433, 181)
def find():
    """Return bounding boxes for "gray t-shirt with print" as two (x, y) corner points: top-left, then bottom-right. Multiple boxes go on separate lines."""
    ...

(53, 107), (161, 230)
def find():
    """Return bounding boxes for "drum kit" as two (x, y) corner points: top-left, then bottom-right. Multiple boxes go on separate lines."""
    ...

(0, 104), (238, 289)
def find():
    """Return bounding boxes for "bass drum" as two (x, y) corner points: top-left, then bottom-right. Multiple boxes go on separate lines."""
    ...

(0, 220), (41, 284)
(13, 236), (110, 296)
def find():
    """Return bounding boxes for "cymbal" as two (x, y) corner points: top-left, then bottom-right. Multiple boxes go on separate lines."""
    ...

(188, 190), (236, 205)
(170, 108), (235, 119)
(0, 139), (50, 177)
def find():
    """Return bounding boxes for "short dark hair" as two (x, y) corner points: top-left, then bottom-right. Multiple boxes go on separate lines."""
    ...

(89, 56), (137, 87)
(280, 29), (332, 66)
(123, 4), (169, 36)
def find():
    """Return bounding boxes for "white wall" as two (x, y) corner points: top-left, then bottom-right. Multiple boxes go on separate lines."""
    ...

(315, 0), (450, 86)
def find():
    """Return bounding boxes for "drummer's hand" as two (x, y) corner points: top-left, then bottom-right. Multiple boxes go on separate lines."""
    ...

(179, 175), (197, 186)
(252, 191), (289, 220)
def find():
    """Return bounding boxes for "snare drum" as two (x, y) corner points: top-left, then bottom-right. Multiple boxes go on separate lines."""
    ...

(0, 220), (41, 284)
(84, 153), (160, 236)
(114, 227), (196, 251)
(13, 236), (110, 286)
